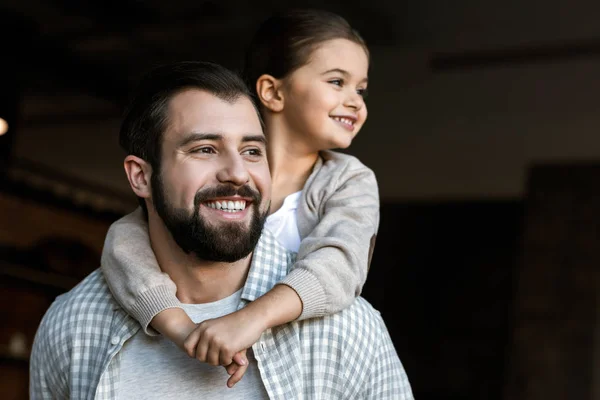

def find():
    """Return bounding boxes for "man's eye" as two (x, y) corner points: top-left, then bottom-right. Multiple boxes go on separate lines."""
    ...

(243, 148), (263, 157)
(191, 147), (215, 154)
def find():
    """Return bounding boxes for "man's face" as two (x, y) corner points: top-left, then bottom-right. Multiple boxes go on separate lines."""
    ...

(150, 89), (270, 262)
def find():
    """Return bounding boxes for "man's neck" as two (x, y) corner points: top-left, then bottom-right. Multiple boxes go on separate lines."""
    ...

(147, 210), (252, 304)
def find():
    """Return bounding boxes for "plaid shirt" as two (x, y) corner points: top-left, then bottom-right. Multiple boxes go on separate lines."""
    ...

(30, 231), (413, 399)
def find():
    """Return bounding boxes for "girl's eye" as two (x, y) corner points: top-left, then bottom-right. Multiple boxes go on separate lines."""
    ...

(329, 79), (343, 87)
(357, 88), (369, 98)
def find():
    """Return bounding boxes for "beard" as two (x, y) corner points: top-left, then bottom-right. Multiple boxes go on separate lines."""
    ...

(151, 172), (267, 262)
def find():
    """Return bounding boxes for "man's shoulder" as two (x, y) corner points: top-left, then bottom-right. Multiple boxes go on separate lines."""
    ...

(31, 270), (133, 397)
(327, 296), (387, 334)
(244, 231), (297, 302)
(40, 269), (118, 335)
(300, 296), (390, 348)
(54, 269), (115, 308)
(254, 230), (297, 271)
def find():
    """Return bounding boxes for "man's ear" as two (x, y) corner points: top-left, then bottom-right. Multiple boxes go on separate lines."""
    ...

(256, 74), (284, 112)
(124, 155), (152, 199)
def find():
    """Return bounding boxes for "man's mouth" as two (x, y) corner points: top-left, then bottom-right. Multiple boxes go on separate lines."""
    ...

(204, 199), (247, 213)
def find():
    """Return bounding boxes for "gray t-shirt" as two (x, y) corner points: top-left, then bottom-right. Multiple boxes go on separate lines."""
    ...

(117, 289), (269, 399)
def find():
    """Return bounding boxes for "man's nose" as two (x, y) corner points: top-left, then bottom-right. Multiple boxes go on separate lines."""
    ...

(216, 153), (250, 186)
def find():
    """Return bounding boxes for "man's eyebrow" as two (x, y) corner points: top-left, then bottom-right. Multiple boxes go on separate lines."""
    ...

(178, 132), (267, 147)
(242, 135), (267, 146)
(321, 68), (368, 84)
(178, 132), (223, 147)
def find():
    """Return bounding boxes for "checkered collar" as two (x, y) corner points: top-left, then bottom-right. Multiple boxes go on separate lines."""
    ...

(239, 229), (294, 304)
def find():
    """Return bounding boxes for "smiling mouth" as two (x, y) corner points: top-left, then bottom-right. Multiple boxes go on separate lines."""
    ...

(331, 116), (356, 129)
(204, 200), (247, 213)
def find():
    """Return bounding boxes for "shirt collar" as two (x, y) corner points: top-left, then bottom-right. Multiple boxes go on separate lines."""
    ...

(240, 229), (294, 303)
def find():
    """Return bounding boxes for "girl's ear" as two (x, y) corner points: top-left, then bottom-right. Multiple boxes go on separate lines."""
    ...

(124, 155), (153, 200)
(256, 74), (284, 112)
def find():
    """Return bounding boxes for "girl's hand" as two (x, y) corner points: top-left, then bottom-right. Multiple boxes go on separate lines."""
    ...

(183, 309), (266, 386)
(224, 349), (249, 388)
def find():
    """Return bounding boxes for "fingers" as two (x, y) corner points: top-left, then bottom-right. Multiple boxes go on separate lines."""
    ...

(232, 350), (248, 367)
(183, 326), (203, 358)
(196, 337), (210, 364)
(227, 361), (249, 388)
(225, 350), (248, 388)
(193, 323), (210, 364)
(185, 321), (244, 367)
(225, 363), (239, 376)
(209, 338), (234, 366)
(199, 323), (236, 366)
(208, 341), (230, 366)
(219, 349), (234, 367)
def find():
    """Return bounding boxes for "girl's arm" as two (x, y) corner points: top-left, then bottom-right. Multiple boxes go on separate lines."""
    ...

(281, 156), (380, 319)
(100, 208), (194, 345)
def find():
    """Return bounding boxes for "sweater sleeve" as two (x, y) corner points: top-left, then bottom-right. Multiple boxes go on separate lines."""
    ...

(100, 208), (181, 335)
(279, 161), (380, 319)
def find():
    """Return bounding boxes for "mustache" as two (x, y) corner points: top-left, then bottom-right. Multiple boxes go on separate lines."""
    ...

(193, 184), (261, 207)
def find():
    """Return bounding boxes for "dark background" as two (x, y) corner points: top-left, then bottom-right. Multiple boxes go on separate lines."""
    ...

(1, 1), (599, 399)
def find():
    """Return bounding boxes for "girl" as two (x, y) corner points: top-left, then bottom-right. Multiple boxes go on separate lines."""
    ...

(102, 8), (379, 387)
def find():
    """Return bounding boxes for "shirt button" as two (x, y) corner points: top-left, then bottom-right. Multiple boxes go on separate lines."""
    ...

(111, 336), (120, 345)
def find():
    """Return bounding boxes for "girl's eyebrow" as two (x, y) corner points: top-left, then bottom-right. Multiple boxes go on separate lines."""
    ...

(321, 68), (369, 84)
(322, 68), (349, 76)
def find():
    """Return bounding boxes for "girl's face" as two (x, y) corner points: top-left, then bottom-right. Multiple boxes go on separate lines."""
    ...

(280, 38), (369, 151)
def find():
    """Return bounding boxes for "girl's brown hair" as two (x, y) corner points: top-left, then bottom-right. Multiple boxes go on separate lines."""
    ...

(243, 9), (368, 96)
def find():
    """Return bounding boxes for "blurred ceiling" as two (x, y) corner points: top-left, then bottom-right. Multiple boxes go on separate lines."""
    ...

(1, 0), (400, 109)
(3, 0), (600, 212)
(3, 0), (600, 122)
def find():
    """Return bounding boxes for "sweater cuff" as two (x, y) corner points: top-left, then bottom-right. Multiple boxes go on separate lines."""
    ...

(279, 268), (327, 320)
(130, 285), (183, 336)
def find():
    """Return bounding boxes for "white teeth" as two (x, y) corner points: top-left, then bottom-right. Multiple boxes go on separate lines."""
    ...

(205, 200), (247, 212)
(333, 117), (354, 126)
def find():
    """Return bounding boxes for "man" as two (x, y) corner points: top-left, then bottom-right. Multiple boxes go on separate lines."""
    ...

(30, 61), (413, 399)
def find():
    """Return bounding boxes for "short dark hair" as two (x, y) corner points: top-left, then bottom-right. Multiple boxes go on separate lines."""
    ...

(243, 9), (368, 95)
(119, 61), (258, 211)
